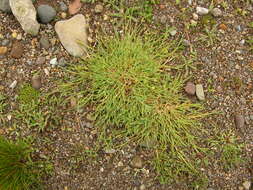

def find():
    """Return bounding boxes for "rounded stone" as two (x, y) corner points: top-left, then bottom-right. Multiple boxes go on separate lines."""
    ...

(130, 156), (143, 169)
(37, 5), (56, 24)
(59, 1), (67, 12)
(95, 4), (103, 13)
(10, 41), (24, 59)
(211, 8), (222, 17)
(184, 82), (196, 95)
(31, 75), (42, 89)
(39, 36), (50, 49)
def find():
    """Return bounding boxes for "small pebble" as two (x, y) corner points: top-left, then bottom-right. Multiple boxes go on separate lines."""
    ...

(58, 57), (67, 66)
(0, 46), (7, 55)
(169, 28), (177, 36)
(239, 39), (245, 45)
(130, 156), (143, 169)
(31, 75), (42, 89)
(7, 115), (12, 121)
(234, 114), (245, 129)
(61, 12), (67, 19)
(211, 8), (222, 17)
(196, 84), (205, 101)
(184, 82), (196, 95)
(59, 2), (68, 12)
(9, 80), (17, 89)
(50, 57), (58, 66)
(192, 13), (199, 20)
(95, 4), (103, 13)
(10, 41), (24, 59)
(39, 36), (50, 49)
(235, 25), (242, 32)
(36, 57), (46, 65)
(219, 23), (228, 31)
(11, 32), (18, 39)
(1, 39), (10, 46)
(44, 68), (50, 75)
(196, 6), (209, 15)
(16, 33), (22, 40)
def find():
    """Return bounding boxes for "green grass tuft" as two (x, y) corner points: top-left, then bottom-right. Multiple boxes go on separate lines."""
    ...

(60, 29), (209, 185)
(0, 137), (41, 190)
(18, 84), (40, 105)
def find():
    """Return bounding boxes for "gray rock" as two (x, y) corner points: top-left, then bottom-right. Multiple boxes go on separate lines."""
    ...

(196, 84), (205, 101)
(130, 156), (143, 169)
(59, 1), (67, 12)
(236, 25), (242, 32)
(37, 5), (56, 24)
(211, 8), (222, 17)
(0, 0), (11, 13)
(184, 82), (196, 95)
(1, 39), (10, 46)
(196, 6), (209, 15)
(234, 114), (245, 128)
(39, 36), (50, 49)
(9, 0), (40, 36)
(94, 4), (103, 13)
(55, 14), (88, 57)
(58, 57), (67, 66)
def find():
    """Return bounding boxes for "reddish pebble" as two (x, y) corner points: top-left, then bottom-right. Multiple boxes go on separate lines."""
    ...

(184, 82), (196, 95)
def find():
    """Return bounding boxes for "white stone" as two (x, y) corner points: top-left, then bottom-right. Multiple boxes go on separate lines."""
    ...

(196, 84), (205, 101)
(9, 0), (40, 36)
(55, 14), (88, 57)
(9, 80), (17, 89)
(50, 57), (58, 66)
(196, 6), (209, 15)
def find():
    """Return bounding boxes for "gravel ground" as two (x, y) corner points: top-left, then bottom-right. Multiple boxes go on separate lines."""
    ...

(0, 0), (252, 189)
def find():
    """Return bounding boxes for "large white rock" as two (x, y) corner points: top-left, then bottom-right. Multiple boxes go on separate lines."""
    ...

(55, 14), (88, 57)
(0, 0), (11, 13)
(9, 0), (40, 36)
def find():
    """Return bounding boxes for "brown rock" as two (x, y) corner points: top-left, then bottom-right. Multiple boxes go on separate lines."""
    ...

(0, 46), (8, 55)
(36, 57), (46, 64)
(10, 41), (24, 59)
(31, 75), (42, 89)
(68, 0), (82, 15)
(184, 82), (196, 95)
(219, 23), (227, 31)
(130, 156), (143, 169)
(234, 114), (245, 128)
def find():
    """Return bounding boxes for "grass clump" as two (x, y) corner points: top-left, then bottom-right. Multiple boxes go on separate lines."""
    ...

(18, 84), (40, 105)
(0, 137), (41, 190)
(61, 29), (209, 185)
(15, 84), (62, 131)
